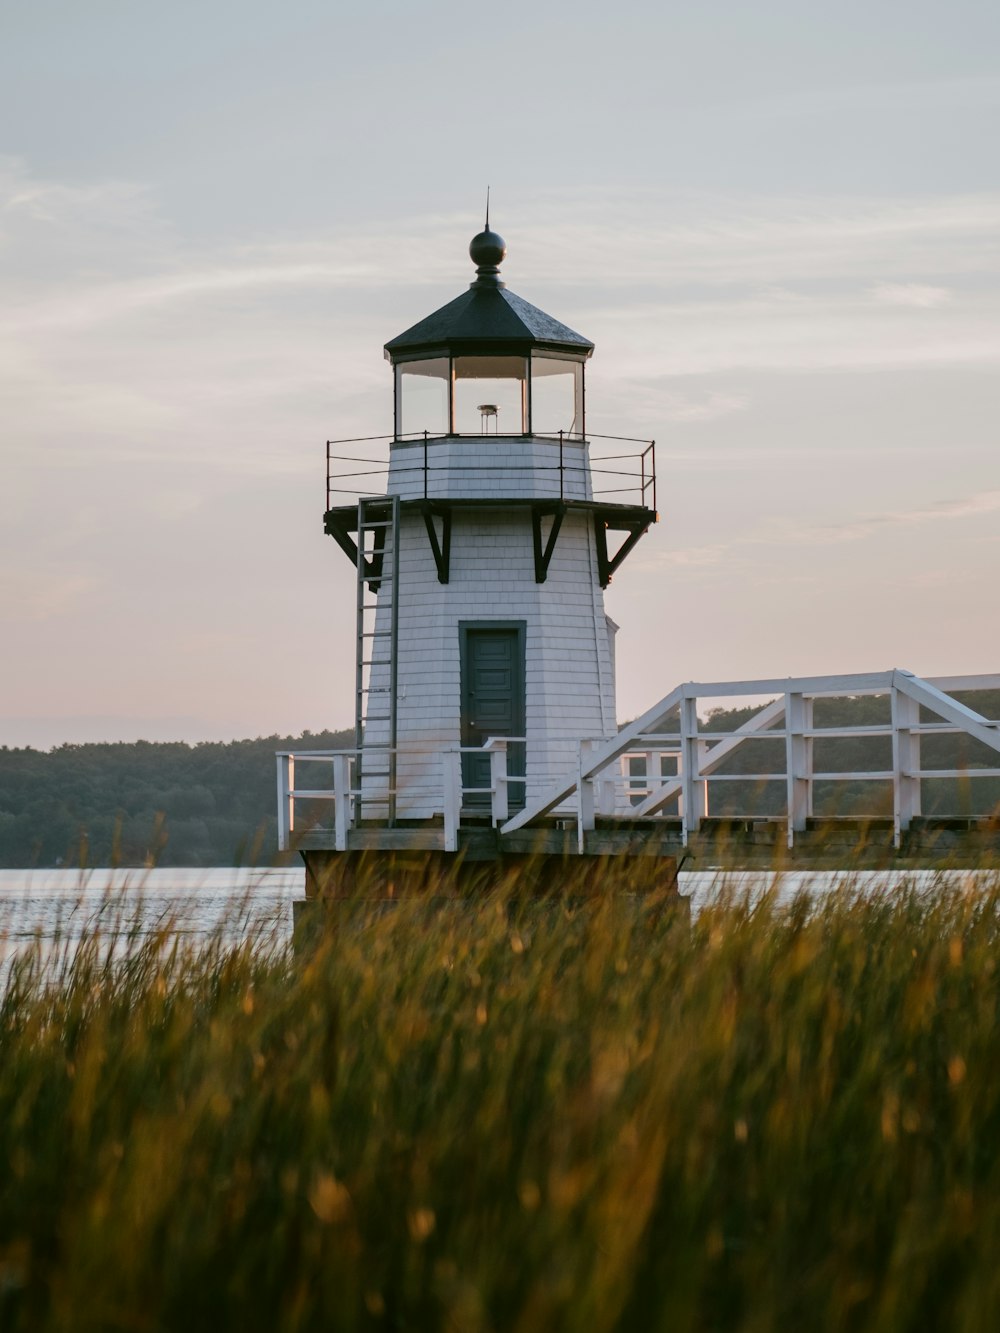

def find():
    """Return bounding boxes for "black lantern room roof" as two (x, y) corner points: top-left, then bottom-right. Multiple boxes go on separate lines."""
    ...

(384, 225), (594, 363)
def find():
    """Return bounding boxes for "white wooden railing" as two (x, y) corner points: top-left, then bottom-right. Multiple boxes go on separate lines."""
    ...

(276, 737), (527, 852)
(276, 750), (354, 854)
(500, 670), (1000, 850)
(277, 672), (1000, 854)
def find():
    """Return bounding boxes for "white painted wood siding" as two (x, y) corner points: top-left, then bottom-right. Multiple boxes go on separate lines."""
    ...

(362, 505), (616, 818)
(386, 436), (593, 502)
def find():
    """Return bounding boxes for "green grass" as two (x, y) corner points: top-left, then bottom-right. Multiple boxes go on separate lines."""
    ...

(4, 871), (1000, 1331)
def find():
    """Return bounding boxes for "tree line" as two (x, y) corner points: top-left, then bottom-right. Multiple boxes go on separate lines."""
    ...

(0, 729), (352, 869)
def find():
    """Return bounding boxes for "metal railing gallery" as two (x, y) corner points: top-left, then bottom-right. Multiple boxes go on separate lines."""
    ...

(324, 432), (656, 511)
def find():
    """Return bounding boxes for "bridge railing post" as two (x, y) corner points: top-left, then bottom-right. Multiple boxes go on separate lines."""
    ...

(443, 750), (461, 853)
(891, 688), (922, 847)
(332, 753), (352, 852)
(680, 694), (706, 845)
(276, 753), (294, 852)
(577, 739), (599, 854)
(785, 692), (810, 847)
(486, 739), (509, 826)
(806, 699), (815, 818)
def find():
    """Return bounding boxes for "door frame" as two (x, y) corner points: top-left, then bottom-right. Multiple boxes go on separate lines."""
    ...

(458, 620), (527, 808)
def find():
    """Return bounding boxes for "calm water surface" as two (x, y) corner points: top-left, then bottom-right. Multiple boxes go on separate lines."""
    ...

(0, 867), (302, 974)
(0, 866), (993, 976)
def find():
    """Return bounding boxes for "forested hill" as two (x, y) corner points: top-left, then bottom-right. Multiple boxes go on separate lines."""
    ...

(0, 730), (352, 869)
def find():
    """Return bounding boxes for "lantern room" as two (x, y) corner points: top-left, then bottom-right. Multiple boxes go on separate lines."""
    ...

(385, 225), (592, 440)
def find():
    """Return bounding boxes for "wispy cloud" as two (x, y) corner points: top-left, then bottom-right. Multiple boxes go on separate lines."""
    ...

(0, 568), (98, 623)
(601, 384), (750, 424)
(5, 155), (1000, 341)
(820, 489), (1000, 542)
(870, 282), (952, 308)
(594, 298), (1000, 377)
(641, 489), (1000, 573)
(5, 165), (999, 458)
(698, 71), (1000, 125)
(0, 261), (386, 335)
(520, 192), (1000, 291)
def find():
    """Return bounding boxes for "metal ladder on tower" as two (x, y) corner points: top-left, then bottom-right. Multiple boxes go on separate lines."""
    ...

(355, 494), (400, 824)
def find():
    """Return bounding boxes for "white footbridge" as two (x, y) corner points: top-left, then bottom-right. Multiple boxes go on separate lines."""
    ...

(278, 669), (1000, 855)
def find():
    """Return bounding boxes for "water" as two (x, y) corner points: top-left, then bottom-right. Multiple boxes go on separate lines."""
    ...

(0, 867), (304, 977)
(680, 866), (995, 915)
(0, 866), (993, 980)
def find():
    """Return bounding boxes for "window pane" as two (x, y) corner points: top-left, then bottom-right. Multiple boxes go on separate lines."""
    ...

(531, 356), (583, 437)
(453, 356), (526, 434)
(398, 358), (449, 437)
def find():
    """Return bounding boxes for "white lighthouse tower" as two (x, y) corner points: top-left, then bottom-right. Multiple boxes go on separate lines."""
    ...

(323, 219), (657, 831)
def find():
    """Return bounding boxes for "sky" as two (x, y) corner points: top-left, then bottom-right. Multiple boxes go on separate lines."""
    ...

(2, 0), (999, 749)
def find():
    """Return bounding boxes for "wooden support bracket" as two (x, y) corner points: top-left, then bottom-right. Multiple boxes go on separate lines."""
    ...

(593, 514), (652, 587)
(420, 503), (452, 584)
(324, 509), (386, 591)
(531, 504), (566, 583)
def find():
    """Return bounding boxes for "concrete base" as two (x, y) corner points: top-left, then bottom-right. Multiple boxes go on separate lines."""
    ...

(295, 845), (686, 939)
(300, 846), (681, 899)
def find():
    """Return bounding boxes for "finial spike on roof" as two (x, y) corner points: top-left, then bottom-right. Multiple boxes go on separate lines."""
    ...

(468, 207), (507, 289)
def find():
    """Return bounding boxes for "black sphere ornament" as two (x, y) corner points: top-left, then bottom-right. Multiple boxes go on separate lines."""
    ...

(469, 227), (507, 269)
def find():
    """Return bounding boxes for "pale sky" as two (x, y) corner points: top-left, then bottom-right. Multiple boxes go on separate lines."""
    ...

(2, 0), (999, 748)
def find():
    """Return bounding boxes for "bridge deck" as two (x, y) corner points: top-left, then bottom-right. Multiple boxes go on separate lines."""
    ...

(294, 814), (1000, 867)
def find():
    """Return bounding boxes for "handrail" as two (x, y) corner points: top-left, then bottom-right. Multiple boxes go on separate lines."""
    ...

(276, 736), (530, 851)
(276, 673), (999, 853)
(499, 671), (1000, 850)
(325, 431), (657, 509)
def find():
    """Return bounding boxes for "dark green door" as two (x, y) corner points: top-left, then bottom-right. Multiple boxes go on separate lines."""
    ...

(460, 625), (526, 810)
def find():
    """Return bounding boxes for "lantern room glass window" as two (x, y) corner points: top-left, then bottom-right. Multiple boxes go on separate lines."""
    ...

(453, 355), (527, 435)
(530, 355), (584, 438)
(396, 357), (449, 438)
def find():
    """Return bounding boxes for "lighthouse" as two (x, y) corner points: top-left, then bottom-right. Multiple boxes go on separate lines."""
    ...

(283, 217), (677, 901)
(321, 220), (657, 831)
(281, 222), (1000, 887)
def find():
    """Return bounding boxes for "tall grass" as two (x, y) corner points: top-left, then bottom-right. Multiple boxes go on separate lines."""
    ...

(3, 871), (1000, 1331)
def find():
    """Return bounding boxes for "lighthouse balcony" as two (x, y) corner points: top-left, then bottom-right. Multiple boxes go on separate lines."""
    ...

(326, 431), (656, 509)
(324, 431), (657, 589)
